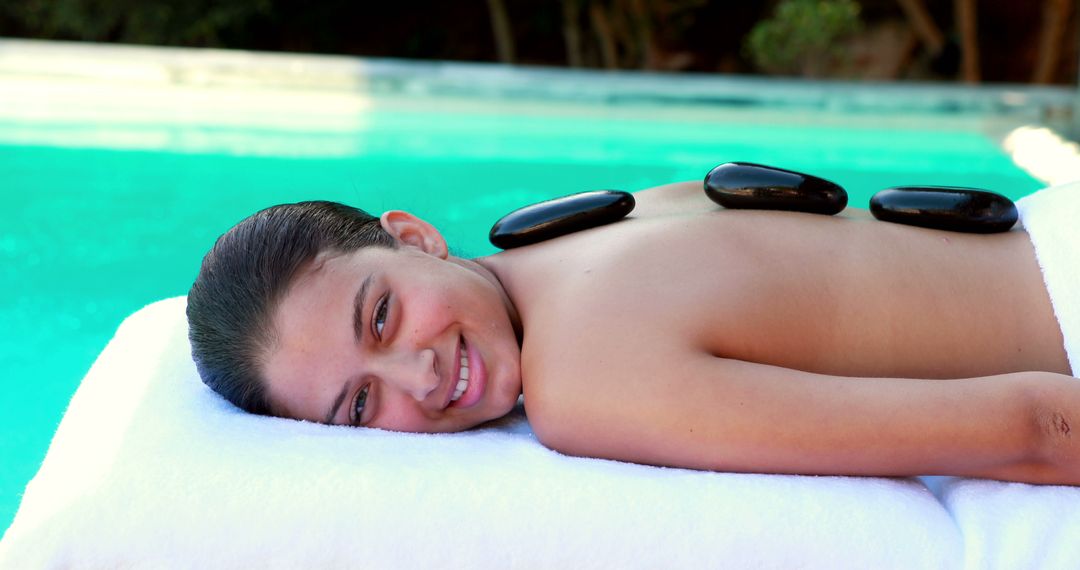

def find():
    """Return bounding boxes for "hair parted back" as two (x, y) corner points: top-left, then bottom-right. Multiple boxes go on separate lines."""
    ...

(187, 201), (397, 416)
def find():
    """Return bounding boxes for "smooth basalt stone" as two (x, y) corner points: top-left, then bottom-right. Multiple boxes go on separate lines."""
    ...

(489, 190), (636, 249)
(704, 162), (848, 215)
(869, 186), (1018, 233)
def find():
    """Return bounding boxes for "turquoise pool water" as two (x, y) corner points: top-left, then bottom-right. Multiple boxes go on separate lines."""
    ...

(0, 102), (1044, 531)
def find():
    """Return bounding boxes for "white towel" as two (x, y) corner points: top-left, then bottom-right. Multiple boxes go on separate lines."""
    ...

(1017, 179), (1080, 375)
(938, 477), (1080, 570)
(0, 297), (1075, 569)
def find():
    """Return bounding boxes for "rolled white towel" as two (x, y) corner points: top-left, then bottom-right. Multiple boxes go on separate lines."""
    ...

(1017, 179), (1080, 375)
(0, 297), (965, 569)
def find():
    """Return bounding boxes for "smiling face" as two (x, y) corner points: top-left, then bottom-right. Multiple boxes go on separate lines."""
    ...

(263, 211), (523, 432)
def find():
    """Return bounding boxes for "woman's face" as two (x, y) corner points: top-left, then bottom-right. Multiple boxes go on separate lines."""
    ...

(263, 212), (523, 433)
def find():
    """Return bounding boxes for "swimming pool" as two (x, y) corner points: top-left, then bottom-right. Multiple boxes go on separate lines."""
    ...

(0, 40), (1064, 532)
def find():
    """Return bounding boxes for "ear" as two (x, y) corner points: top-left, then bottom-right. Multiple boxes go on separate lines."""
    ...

(380, 211), (449, 259)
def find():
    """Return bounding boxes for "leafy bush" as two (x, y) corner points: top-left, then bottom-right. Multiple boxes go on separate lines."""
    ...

(1, 0), (270, 46)
(744, 0), (862, 77)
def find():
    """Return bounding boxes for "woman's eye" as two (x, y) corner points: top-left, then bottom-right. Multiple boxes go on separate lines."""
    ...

(352, 385), (370, 425)
(372, 295), (389, 339)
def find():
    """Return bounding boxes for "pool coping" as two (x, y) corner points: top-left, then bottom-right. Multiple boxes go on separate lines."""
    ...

(1, 38), (1075, 118)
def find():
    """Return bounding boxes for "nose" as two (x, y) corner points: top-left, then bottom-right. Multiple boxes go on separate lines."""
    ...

(379, 346), (440, 403)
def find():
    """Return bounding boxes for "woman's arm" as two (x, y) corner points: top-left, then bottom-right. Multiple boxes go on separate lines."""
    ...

(529, 353), (1080, 484)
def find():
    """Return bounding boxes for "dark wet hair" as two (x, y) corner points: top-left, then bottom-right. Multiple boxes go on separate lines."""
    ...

(187, 201), (396, 416)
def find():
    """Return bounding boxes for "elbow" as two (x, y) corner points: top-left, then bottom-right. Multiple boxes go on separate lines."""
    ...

(1033, 407), (1077, 480)
(1025, 374), (1080, 484)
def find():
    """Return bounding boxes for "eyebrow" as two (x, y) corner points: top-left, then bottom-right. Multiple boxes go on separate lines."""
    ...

(352, 274), (374, 345)
(324, 274), (373, 425)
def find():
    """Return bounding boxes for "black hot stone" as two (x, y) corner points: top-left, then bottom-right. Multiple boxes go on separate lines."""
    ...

(704, 162), (848, 215)
(869, 186), (1018, 233)
(489, 190), (636, 249)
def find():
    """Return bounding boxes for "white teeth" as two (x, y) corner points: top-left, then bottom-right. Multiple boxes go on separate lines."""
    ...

(451, 379), (468, 402)
(451, 340), (470, 403)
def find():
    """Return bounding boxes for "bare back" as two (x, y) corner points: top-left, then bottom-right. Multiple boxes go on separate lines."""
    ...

(498, 181), (1068, 380)
(481, 182), (1079, 482)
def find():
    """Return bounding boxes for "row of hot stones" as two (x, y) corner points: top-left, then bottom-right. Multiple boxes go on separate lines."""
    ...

(488, 162), (1020, 249)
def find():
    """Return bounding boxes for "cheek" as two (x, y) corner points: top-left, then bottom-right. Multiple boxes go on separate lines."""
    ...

(374, 397), (439, 432)
(400, 292), (456, 337)
(404, 278), (471, 325)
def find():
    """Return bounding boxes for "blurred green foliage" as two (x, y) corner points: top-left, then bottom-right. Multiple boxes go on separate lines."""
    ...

(744, 0), (862, 77)
(1, 0), (270, 46)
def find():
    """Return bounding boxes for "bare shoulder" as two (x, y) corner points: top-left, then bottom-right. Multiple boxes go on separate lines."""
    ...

(518, 235), (703, 449)
(521, 288), (683, 453)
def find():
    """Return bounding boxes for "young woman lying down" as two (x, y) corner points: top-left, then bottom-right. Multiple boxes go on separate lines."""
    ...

(186, 178), (1080, 485)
